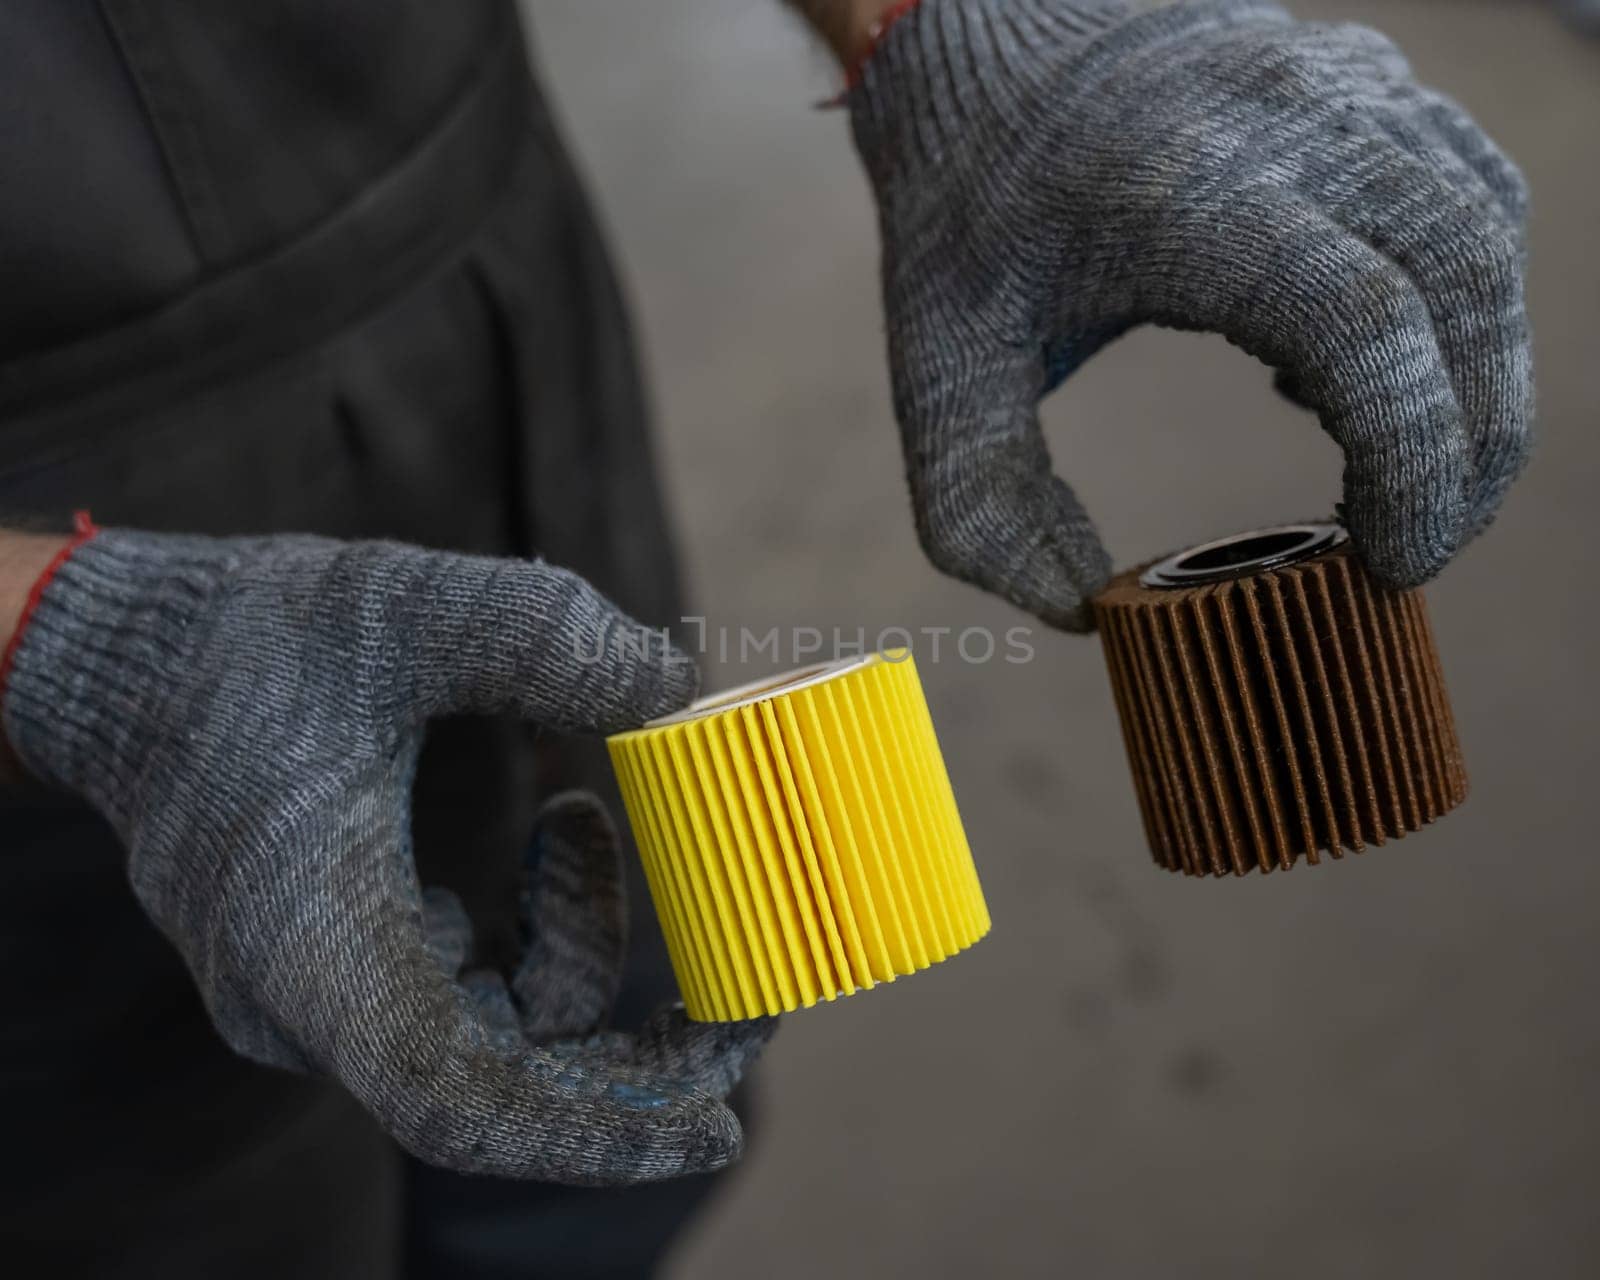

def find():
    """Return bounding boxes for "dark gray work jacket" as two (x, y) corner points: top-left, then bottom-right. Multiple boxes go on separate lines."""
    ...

(0, 4), (694, 1275)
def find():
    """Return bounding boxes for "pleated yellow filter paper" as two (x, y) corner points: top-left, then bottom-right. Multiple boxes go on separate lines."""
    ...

(606, 652), (990, 1022)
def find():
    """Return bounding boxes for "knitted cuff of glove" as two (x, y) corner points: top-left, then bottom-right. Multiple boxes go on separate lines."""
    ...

(848, 0), (1290, 167)
(1, 528), (234, 818)
(849, 0), (1127, 111)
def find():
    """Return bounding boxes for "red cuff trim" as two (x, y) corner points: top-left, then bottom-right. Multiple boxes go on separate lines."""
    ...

(846, 0), (926, 92)
(819, 0), (921, 104)
(0, 511), (100, 701)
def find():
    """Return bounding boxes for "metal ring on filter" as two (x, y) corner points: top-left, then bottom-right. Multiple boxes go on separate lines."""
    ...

(1140, 522), (1348, 589)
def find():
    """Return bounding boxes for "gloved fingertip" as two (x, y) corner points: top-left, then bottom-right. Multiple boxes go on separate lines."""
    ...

(1337, 404), (1470, 590)
(421, 886), (473, 978)
(460, 969), (525, 1055)
(1029, 519), (1113, 633)
(1464, 414), (1535, 543)
(918, 468), (1110, 634)
(684, 1101), (745, 1176)
(553, 1074), (747, 1182)
(647, 1007), (780, 1053)
(517, 789), (627, 1042)
(454, 559), (701, 734)
(1344, 502), (1464, 590)
(641, 645), (701, 722)
(1030, 557), (1111, 634)
(532, 790), (616, 849)
(634, 1007), (779, 1099)
(580, 631), (700, 735)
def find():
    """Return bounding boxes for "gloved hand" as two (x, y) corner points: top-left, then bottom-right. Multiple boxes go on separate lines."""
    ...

(0, 528), (773, 1184)
(850, 0), (1533, 628)
(422, 793), (772, 1114)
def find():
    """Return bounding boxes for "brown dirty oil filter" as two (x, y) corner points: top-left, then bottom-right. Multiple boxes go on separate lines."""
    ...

(1093, 523), (1467, 878)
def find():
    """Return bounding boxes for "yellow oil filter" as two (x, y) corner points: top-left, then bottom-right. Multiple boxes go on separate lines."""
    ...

(606, 651), (990, 1022)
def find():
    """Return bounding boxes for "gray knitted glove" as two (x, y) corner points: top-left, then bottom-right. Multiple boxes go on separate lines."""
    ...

(422, 795), (772, 1108)
(851, 0), (1532, 628)
(1, 529), (774, 1184)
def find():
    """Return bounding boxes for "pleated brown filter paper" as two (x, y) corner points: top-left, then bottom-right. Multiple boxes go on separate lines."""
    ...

(1093, 524), (1468, 878)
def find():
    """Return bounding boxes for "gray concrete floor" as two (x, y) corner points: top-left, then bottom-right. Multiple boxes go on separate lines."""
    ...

(527, 3), (1598, 1275)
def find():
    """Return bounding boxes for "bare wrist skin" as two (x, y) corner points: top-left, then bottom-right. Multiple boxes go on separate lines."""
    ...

(0, 532), (71, 783)
(786, 0), (904, 65)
